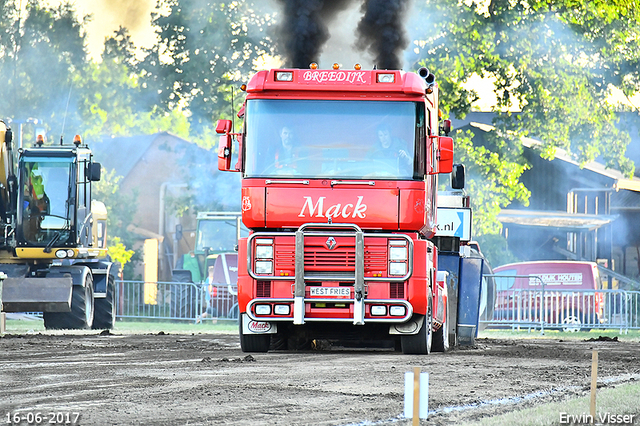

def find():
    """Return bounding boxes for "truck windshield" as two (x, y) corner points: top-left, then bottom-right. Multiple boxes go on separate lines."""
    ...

(19, 159), (73, 245)
(244, 99), (418, 179)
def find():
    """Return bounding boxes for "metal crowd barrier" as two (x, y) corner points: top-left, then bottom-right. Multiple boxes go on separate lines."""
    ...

(115, 280), (239, 322)
(482, 274), (640, 332)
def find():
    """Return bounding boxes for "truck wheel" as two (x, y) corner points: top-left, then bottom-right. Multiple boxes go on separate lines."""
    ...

(44, 278), (95, 330)
(287, 335), (312, 351)
(92, 276), (116, 330)
(401, 312), (433, 355)
(432, 312), (449, 353)
(270, 332), (288, 351)
(239, 319), (270, 353)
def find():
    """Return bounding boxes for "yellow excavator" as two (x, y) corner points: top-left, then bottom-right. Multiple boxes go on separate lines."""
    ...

(0, 120), (117, 329)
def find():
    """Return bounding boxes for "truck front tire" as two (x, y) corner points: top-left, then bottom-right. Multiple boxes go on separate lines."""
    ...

(432, 311), (449, 352)
(239, 318), (270, 353)
(401, 312), (433, 355)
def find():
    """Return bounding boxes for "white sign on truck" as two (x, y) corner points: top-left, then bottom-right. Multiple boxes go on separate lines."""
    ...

(435, 207), (472, 241)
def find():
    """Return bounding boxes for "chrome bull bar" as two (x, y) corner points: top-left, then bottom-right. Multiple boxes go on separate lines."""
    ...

(247, 223), (414, 326)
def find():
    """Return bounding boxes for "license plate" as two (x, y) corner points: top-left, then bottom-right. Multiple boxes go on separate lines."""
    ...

(309, 287), (351, 297)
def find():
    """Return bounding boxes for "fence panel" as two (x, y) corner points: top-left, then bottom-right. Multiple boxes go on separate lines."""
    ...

(115, 280), (238, 322)
(484, 274), (640, 332)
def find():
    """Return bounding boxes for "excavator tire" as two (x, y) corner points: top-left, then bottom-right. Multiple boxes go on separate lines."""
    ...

(43, 278), (94, 330)
(92, 275), (115, 329)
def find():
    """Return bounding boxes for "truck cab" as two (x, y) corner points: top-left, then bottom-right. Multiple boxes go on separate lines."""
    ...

(217, 66), (455, 353)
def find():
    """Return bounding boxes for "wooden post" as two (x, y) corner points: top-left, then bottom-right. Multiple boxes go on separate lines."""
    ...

(590, 350), (598, 423)
(413, 367), (420, 426)
(0, 273), (4, 334)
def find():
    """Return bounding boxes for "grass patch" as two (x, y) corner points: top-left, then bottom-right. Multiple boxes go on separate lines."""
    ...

(460, 381), (640, 426)
(2, 315), (238, 335)
(479, 328), (640, 342)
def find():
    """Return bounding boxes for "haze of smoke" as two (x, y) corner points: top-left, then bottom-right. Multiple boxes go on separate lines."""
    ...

(275, 0), (357, 68)
(96, 0), (152, 33)
(356, 0), (411, 70)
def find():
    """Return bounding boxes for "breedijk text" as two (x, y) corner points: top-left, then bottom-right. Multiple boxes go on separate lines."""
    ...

(298, 196), (367, 219)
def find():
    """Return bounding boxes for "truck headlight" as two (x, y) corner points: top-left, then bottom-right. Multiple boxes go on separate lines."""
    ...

(255, 304), (271, 315)
(390, 306), (406, 316)
(370, 305), (387, 316)
(256, 245), (273, 259)
(389, 247), (407, 261)
(389, 262), (406, 276)
(274, 305), (290, 315)
(255, 260), (273, 274)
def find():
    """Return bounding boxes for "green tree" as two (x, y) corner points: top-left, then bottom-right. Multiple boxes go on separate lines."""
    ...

(410, 0), (639, 245)
(72, 27), (191, 143)
(0, 0), (89, 142)
(139, 0), (276, 133)
(412, 0), (638, 174)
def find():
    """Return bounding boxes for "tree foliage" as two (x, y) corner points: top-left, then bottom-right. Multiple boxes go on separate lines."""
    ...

(138, 0), (276, 132)
(0, 0), (88, 141)
(410, 0), (640, 242)
(452, 129), (530, 235)
(412, 0), (638, 175)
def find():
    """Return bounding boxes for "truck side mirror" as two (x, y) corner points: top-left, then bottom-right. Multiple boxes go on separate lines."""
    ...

(216, 119), (232, 134)
(88, 162), (101, 181)
(451, 163), (465, 189)
(218, 134), (233, 171)
(216, 119), (234, 171)
(438, 136), (454, 174)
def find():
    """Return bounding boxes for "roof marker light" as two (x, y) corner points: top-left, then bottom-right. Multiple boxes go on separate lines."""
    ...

(240, 84), (247, 91)
(377, 73), (395, 83)
(275, 71), (293, 82)
(310, 62), (318, 70)
(333, 63), (340, 70)
(354, 63), (361, 70)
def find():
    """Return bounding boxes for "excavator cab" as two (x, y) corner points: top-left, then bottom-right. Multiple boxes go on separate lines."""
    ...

(17, 158), (74, 245)
(14, 146), (101, 250)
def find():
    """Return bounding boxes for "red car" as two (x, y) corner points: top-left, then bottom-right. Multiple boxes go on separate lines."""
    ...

(492, 261), (604, 331)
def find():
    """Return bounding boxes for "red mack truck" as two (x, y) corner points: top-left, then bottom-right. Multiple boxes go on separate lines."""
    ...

(216, 64), (469, 354)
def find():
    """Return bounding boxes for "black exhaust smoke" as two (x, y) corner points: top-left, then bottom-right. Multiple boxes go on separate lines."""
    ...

(275, 0), (411, 70)
(275, 0), (356, 68)
(356, 0), (411, 70)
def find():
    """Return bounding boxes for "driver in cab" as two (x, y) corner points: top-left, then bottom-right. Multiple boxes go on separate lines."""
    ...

(366, 123), (412, 175)
(270, 126), (309, 173)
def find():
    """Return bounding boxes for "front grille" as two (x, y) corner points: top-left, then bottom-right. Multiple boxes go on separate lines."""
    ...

(274, 238), (388, 273)
(390, 282), (405, 299)
(305, 247), (355, 270)
(256, 281), (271, 297)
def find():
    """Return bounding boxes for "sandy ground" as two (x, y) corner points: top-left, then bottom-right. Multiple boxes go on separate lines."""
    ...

(1, 330), (639, 426)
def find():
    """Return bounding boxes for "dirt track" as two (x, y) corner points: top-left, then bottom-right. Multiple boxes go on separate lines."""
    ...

(1, 331), (639, 426)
